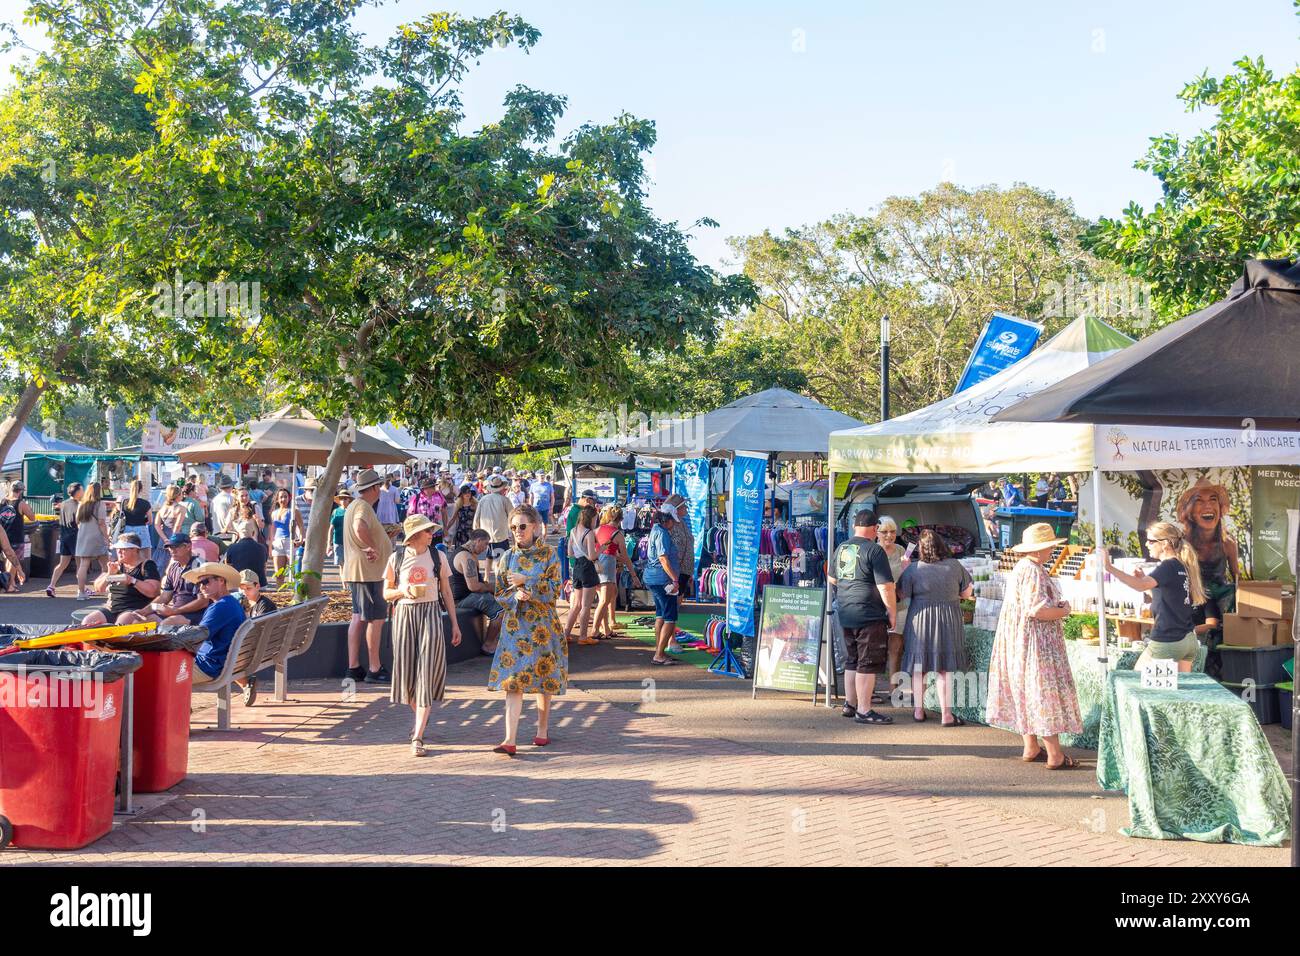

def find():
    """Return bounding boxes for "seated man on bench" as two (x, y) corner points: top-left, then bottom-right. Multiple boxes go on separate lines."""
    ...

(127, 533), (209, 627)
(81, 534), (161, 627)
(451, 530), (504, 655)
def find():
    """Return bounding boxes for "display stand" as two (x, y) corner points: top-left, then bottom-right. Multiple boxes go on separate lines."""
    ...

(708, 640), (747, 678)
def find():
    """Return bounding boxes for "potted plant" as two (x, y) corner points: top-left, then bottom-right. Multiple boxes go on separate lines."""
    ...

(960, 598), (976, 624)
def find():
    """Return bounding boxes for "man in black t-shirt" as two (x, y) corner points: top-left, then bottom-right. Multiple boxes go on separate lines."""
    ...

(224, 526), (269, 587)
(829, 509), (897, 725)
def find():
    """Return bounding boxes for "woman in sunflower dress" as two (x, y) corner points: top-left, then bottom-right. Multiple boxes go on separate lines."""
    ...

(487, 504), (568, 755)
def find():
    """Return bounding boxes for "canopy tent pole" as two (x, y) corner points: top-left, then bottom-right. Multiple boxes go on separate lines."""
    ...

(823, 468), (837, 707)
(1092, 464), (1108, 665)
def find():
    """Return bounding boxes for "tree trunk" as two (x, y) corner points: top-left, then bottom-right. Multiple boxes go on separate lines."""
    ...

(0, 378), (50, 476)
(301, 423), (353, 599)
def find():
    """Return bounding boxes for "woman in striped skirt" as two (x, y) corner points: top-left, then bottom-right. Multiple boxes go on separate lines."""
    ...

(383, 513), (462, 756)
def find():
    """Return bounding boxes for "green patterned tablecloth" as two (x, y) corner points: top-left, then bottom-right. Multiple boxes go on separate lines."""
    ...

(922, 628), (1205, 750)
(1097, 671), (1291, 845)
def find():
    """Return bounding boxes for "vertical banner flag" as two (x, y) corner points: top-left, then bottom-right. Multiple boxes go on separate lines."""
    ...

(727, 452), (768, 637)
(673, 458), (709, 567)
(952, 313), (1043, 395)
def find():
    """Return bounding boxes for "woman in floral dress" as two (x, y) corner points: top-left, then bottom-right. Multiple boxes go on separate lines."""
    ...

(487, 504), (567, 756)
(986, 523), (1083, 769)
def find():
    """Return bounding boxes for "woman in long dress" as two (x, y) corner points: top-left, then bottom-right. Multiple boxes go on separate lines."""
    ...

(383, 513), (462, 756)
(487, 504), (567, 756)
(985, 522), (1082, 769)
(899, 529), (973, 726)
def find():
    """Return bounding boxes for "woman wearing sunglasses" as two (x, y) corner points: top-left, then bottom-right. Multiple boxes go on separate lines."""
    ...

(487, 504), (567, 756)
(1101, 521), (1206, 672)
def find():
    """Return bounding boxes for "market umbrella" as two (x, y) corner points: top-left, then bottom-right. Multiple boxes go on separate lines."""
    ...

(176, 406), (410, 467)
(622, 387), (867, 461)
(991, 258), (1300, 430)
(359, 423), (449, 464)
(993, 257), (1300, 865)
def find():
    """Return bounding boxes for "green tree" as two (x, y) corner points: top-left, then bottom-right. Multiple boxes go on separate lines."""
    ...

(32, 1), (751, 595)
(1085, 8), (1300, 318)
(731, 183), (1120, 419)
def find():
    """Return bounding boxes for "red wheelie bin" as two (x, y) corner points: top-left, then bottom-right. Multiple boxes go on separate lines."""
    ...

(0, 649), (142, 850)
(130, 649), (195, 792)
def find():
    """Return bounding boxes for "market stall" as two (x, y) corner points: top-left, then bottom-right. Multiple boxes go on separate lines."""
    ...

(626, 388), (864, 679)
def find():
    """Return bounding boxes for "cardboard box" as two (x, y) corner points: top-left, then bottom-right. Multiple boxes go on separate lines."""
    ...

(1223, 613), (1276, 647)
(1276, 618), (1295, 646)
(1235, 581), (1294, 619)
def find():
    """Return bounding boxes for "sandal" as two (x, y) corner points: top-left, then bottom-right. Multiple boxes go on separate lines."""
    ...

(1021, 748), (1047, 763)
(913, 711), (927, 722)
(492, 744), (517, 757)
(577, 638), (600, 646)
(941, 716), (966, 727)
(411, 738), (426, 757)
(1046, 754), (1080, 770)
(650, 657), (678, 666)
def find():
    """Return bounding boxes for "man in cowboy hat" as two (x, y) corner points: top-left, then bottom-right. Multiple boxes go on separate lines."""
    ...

(343, 468), (393, 683)
(473, 474), (513, 556)
(81, 533), (163, 626)
(183, 562), (247, 686)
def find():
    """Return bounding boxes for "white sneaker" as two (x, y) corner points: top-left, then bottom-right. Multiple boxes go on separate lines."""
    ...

(76, 590), (92, 601)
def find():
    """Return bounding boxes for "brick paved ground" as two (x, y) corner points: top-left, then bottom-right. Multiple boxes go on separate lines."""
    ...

(0, 666), (1216, 866)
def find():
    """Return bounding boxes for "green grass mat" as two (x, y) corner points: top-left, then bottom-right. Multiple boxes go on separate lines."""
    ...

(615, 611), (718, 669)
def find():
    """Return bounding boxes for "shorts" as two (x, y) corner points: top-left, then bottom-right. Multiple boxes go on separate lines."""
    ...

(1146, 632), (1200, 663)
(348, 580), (387, 621)
(596, 553), (618, 584)
(537, 508), (551, 526)
(58, 527), (78, 557)
(571, 556), (599, 590)
(456, 591), (504, 620)
(648, 583), (678, 622)
(842, 621), (889, 675)
(271, 533), (291, 558)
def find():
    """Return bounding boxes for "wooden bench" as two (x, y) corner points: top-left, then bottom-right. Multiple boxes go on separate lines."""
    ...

(192, 597), (328, 730)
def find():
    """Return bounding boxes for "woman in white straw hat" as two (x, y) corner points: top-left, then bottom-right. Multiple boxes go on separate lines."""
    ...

(985, 522), (1083, 769)
(383, 513), (462, 756)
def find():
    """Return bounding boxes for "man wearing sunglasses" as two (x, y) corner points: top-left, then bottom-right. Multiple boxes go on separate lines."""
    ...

(183, 562), (247, 686)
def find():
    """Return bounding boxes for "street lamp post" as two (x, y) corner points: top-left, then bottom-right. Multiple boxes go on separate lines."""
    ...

(880, 313), (891, 421)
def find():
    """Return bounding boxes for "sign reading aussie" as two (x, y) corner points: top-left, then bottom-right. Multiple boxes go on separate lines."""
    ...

(952, 313), (1043, 395)
(727, 451), (768, 638)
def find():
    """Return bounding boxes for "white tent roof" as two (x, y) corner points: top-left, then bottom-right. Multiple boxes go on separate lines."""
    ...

(360, 423), (449, 462)
(3, 426), (98, 472)
(828, 315), (1300, 474)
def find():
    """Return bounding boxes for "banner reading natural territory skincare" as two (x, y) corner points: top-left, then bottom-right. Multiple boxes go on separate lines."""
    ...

(727, 451), (768, 637)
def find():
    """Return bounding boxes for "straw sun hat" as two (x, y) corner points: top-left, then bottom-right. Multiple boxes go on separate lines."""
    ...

(1010, 522), (1066, 553)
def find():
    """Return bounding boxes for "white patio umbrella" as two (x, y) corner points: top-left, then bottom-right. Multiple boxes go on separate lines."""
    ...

(176, 406), (410, 471)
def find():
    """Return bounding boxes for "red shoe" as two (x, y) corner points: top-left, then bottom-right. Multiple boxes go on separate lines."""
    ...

(492, 744), (516, 757)
(533, 737), (551, 747)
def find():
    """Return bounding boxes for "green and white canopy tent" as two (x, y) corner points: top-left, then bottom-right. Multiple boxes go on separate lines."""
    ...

(823, 314), (1300, 683)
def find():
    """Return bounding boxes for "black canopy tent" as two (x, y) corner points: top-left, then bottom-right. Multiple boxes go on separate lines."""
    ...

(993, 258), (1300, 865)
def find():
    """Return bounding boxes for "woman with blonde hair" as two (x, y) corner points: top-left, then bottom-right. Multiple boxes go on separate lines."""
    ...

(591, 505), (641, 639)
(986, 523), (1082, 769)
(74, 481), (110, 601)
(487, 504), (567, 756)
(153, 484), (190, 567)
(1102, 520), (1206, 672)
(119, 478), (153, 552)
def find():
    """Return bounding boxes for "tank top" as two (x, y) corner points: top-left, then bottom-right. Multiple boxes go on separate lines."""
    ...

(569, 525), (595, 561)
(449, 546), (476, 601)
(273, 508), (292, 538)
(595, 524), (621, 556)
(0, 498), (23, 545)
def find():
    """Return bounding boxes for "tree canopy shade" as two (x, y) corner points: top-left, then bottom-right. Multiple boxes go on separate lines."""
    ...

(1084, 14), (1300, 321)
(21, 0), (752, 593)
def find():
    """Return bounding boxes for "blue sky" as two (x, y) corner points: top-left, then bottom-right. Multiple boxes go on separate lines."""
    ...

(5, 0), (1299, 270)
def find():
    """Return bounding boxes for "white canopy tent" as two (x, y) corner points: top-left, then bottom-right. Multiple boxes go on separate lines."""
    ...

(823, 314), (1300, 691)
(2, 426), (97, 474)
(360, 423), (450, 464)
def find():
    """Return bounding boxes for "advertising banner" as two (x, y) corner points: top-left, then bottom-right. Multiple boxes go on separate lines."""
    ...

(727, 451), (768, 637)
(753, 585), (825, 695)
(672, 458), (709, 568)
(141, 420), (227, 454)
(574, 477), (616, 502)
(953, 313), (1043, 395)
(1250, 466), (1300, 584)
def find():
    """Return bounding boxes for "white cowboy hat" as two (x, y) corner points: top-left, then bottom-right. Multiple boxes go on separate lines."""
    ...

(181, 561), (241, 588)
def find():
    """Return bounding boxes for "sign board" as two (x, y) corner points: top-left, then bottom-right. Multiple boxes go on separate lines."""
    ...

(726, 451), (768, 638)
(953, 313), (1043, 395)
(672, 458), (710, 567)
(1140, 659), (1178, 691)
(753, 585), (825, 696)
(1250, 466), (1300, 584)
(574, 477), (616, 502)
(570, 438), (628, 465)
(833, 473), (851, 500)
(142, 420), (227, 454)
(789, 483), (827, 518)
